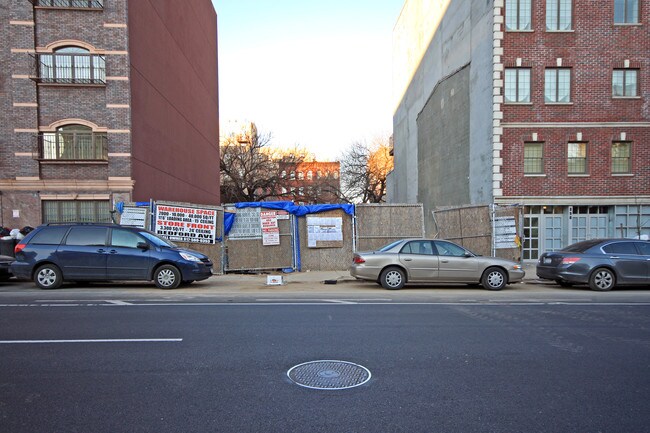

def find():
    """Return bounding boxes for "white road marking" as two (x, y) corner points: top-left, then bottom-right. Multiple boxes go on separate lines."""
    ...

(0, 338), (183, 344)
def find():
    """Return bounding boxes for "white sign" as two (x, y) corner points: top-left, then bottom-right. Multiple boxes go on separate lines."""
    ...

(261, 210), (280, 246)
(120, 207), (148, 229)
(228, 207), (262, 239)
(493, 216), (518, 249)
(155, 204), (218, 244)
(307, 216), (343, 248)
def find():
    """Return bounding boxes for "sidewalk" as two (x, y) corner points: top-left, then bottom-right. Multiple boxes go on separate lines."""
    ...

(214, 262), (547, 290)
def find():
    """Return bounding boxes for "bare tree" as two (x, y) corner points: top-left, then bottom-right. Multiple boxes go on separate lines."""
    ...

(338, 136), (393, 203)
(220, 130), (305, 203)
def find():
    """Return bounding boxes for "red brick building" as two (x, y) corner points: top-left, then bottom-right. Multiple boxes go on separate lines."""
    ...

(278, 161), (341, 204)
(0, 0), (219, 227)
(498, 0), (649, 259)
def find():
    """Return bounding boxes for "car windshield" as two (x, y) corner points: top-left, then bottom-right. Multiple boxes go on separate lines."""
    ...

(561, 239), (603, 252)
(139, 230), (177, 248)
(378, 240), (403, 252)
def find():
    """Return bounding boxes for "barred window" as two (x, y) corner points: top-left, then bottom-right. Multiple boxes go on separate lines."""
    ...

(524, 142), (544, 174)
(567, 142), (587, 174)
(42, 200), (112, 223)
(611, 142), (631, 174)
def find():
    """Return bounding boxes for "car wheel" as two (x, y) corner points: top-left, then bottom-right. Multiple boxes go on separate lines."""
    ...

(589, 268), (615, 291)
(35, 264), (63, 290)
(154, 265), (181, 289)
(481, 267), (507, 291)
(380, 267), (405, 290)
(555, 280), (573, 288)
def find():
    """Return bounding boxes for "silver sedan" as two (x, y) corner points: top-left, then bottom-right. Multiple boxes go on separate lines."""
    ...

(350, 239), (525, 290)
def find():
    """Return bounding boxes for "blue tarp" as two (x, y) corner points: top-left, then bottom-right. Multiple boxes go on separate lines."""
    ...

(234, 201), (354, 217)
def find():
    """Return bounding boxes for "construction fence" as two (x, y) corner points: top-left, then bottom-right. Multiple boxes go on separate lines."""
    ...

(118, 201), (425, 273)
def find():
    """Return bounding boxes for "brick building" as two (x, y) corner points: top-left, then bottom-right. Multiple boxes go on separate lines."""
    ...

(0, 0), (219, 227)
(278, 161), (341, 205)
(389, 0), (649, 260)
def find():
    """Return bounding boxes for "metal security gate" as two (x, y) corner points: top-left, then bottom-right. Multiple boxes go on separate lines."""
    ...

(224, 207), (296, 272)
(354, 204), (425, 252)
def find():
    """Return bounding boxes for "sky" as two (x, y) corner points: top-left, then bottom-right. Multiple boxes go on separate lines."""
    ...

(212, 0), (404, 161)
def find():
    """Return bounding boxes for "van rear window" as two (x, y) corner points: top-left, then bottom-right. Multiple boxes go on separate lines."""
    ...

(28, 227), (69, 245)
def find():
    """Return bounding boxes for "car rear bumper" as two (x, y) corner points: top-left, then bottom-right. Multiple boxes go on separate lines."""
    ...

(537, 265), (589, 284)
(349, 264), (380, 282)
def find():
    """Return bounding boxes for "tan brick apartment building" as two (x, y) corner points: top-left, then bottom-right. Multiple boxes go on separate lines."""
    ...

(0, 0), (219, 227)
(390, 0), (649, 260)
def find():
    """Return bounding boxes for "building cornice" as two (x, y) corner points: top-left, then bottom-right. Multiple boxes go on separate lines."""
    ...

(495, 196), (650, 206)
(0, 179), (134, 192)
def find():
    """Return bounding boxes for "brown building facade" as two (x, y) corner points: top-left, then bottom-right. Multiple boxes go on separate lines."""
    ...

(0, 0), (219, 227)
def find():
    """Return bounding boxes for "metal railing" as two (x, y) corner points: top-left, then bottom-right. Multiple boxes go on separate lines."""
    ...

(37, 132), (108, 161)
(30, 0), (104, 9)
(35, 53), (106, 85)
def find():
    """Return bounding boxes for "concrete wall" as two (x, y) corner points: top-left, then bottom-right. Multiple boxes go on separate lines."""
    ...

(390, 0), (494, 235)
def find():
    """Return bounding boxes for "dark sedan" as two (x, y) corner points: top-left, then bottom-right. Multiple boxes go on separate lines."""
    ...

(537, 238), (650, 291)
(0, 255), (14, 282)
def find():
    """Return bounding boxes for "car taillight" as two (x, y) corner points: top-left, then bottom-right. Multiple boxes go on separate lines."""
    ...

(562, 257), (581, 264)
(14, 243), (26, 254)
(353, 255), (365, 264)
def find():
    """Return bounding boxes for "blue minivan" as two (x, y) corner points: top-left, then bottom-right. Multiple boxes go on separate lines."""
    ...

(11, 223), (213, 289)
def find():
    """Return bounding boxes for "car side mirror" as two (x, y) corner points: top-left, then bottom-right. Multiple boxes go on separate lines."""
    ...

(137, 242), (149, 250)
(464, 252), (473, 258)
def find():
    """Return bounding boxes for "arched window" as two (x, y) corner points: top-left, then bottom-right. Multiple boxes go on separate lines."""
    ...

(333, 171), (339, 179)
(298, 171), (304, 180)
(39, 45), (106, 84)
(41, 124), (107, 160)
(307, 170), (313, 180)
(290, 171), (296, 180)
(281, 170), (287, 178)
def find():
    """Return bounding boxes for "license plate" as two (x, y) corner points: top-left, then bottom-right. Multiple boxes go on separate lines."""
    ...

(544, 258), (552, 264)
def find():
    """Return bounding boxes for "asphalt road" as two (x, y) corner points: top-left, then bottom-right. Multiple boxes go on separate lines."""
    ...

(1, 282), (650, 433)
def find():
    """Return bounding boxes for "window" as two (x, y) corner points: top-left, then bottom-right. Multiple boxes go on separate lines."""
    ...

(34, 1), (104, 8)
(613, 69), (638, 97)
(42, 200), (111, 223)
(611, 142), (631, 173)
(546, 0), (572, 30)
(298, 171), (304, 180)
(111, 229), (146, 249)
(505, 68), (531, 103)
(505, 0), (532, 30)
(545, 68), (571, 103)
(602, 242), (639, 255)
(38, 46), (106, 84)
(64, 227), (108, 246)
(567, 142), (587, 174)
(614, 0), (639, 23)
(401, 241), (434, 255)
(433, 241), (467, 257)
(524, 142), (544, 174)
(307, 170), (313, 180)
(281, 170), (286, 178)
(29, 227), (69, 245)
(40, 124), (108, 160)
(290, 171), (295, 180)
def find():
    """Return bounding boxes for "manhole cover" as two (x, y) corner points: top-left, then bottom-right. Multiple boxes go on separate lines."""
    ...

(287, 360), (371, 390)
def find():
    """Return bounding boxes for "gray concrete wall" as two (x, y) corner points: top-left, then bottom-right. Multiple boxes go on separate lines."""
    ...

(391, 0), (494, 234)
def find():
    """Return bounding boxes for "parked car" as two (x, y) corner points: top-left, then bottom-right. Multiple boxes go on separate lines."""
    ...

(0, 254), (14, 282)
(536, 238), (650, 291)
(11, 223), (213, 289)
(350, 238), (525, 290)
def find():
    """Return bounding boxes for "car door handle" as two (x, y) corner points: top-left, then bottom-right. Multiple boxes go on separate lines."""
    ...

(109, 250), (118, 254)
(97, 249), (106, 253)
(609, 256), (620, 259)
(403, 258), (412, 261)
(441, 260), (449, 263)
